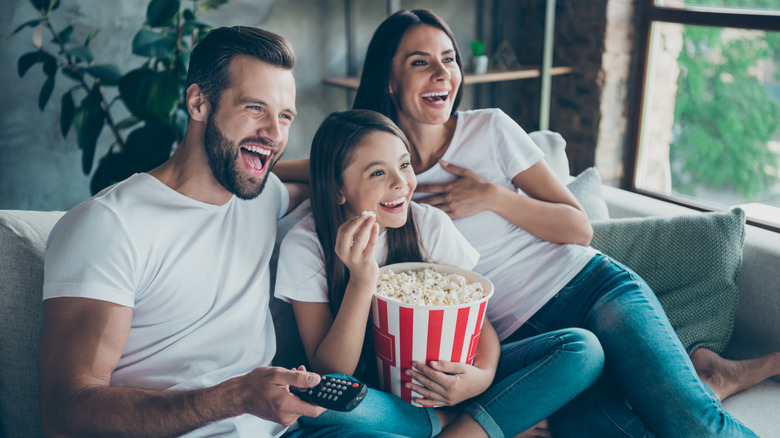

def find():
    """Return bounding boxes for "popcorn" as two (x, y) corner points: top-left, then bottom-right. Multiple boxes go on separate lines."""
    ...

(361, 210), (376, 218)
(376, 267), (487, 307)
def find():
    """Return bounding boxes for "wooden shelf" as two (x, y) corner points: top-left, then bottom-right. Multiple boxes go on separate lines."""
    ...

(322, 66), (574, 91)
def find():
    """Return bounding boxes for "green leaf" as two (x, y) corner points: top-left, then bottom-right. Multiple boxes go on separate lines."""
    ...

(87, 64), (122, 85)
(42, 53), (57, 76)
(132, 29), (176, 58)
(119, 67), (154, 119)
(199, 0), (229, 12)
(182, 9), (195, 20)
(13, 18), (44, 35)
(29, 0), (51, 12)
(65, 46), (94, 63)
(145, 70), (181, 123)
(55, 25), (74, 44)
(90, 151), (135, 195)
(73, 86), (106, 174)
(147, 0), (181, 28)
(84, 29), (99, 47)
(18, 51), (43, 77)
(116, 116), (141, 130)
(38, 75), (55, 110)
(61, 90), (75, 137)
(61, 67), (84, 82)
(123, 123), (176, 167)
(50, 0), (60, 11)
(119, 67), (181, 124)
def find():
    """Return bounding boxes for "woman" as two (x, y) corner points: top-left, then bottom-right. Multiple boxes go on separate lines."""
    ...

(351, 8), (767, 437)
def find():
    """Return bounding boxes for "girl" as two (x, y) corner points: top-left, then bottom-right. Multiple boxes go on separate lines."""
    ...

(274, 109), (604, 438)
(349, 9), (767, 438)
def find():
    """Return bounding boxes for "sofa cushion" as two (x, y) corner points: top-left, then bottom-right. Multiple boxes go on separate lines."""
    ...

(0, 210), (64, 438)
(590, 208), (746, 355)
(567, 167), (609, 222)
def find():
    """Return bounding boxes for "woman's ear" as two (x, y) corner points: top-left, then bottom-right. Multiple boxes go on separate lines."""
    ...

(337, 190), (346, 205)
(186, 84), (210, 122)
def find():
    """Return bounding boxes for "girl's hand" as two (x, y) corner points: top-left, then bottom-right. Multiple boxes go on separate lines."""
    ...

(403, 360), (494, 407)
(334, 213), (380, 284)
(415, 161), (501, 219)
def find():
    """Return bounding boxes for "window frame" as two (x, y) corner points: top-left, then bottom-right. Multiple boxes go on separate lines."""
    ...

(626, 0), (780, 232)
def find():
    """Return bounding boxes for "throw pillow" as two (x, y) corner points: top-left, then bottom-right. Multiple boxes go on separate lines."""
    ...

(590, 208), (746, 355)
(567, 167), (610, 222)
(529, 130), (569, 181)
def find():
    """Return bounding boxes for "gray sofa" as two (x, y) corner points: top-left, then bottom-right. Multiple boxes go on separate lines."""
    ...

(2, 183), (779, 437)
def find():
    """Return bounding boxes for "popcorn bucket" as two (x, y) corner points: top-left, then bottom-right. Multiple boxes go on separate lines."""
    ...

(371, 262), (494, 406)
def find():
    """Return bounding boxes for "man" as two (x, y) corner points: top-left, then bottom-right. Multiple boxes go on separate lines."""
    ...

(39, 26), (395, 438)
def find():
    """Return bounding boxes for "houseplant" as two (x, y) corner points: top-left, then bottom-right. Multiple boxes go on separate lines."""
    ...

(469, 39), (488, 74)
(14, 0), (228, 194)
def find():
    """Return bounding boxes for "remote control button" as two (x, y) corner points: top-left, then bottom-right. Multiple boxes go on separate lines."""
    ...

(352, 382), (359, 388)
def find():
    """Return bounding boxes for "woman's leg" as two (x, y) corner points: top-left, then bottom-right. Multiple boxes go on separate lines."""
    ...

(448, 328), (604, 438)
(523, 254), (759, 438)
(299, 386), (441, 438)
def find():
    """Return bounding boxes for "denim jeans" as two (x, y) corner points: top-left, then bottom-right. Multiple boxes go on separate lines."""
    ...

(465, 327), (604, 437)
(510, 253), (759, 438)
(299, 328), (604, 438)
(285, 425), (409, 438)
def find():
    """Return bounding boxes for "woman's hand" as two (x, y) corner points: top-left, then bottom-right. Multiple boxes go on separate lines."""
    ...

(404, 360), (494, 407)
(334, 213), (380, 285)
(415, 160), (503, 219)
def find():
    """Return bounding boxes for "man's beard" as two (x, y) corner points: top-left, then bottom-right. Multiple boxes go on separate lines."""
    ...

(204, 114), (279, 200)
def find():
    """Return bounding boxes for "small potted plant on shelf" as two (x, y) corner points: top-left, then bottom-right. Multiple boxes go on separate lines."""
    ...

(469, 40), (488, 74)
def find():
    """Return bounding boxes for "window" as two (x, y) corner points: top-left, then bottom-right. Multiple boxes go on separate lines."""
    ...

(629, 0), (780, 231)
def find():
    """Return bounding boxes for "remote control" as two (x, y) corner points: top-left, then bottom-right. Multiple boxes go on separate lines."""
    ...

(291, 374), (367, 412)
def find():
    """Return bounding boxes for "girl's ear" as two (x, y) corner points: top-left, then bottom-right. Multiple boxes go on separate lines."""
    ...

(337, 189), (346, 205)
(186, 84), (210, 122)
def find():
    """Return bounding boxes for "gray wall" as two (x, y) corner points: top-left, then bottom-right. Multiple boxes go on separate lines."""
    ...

(0, 0), (480, 211)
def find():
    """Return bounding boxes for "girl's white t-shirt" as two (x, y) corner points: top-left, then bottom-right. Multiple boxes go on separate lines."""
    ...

(413, 109), (597, 340)
(275, 202), (480, 304)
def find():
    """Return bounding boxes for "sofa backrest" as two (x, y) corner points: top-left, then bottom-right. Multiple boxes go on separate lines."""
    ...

(0, 210), (64, 438)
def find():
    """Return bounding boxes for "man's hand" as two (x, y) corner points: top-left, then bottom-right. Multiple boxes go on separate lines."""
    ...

(241, 366), (326, 426)
(404, 360), (494, 407)
(415, 160), (500, 219)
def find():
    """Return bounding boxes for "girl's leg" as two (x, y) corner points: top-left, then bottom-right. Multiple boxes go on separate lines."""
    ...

(448, 328), (604, 438)
(524, 254), (759, 438)
(299, 386), (441, 438)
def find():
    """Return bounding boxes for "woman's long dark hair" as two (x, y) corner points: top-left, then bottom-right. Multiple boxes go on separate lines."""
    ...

(309, 109), (424, 382)
(352, 9), (464, 122)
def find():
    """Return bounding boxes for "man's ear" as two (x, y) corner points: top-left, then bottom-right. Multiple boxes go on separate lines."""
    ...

(186, 84), (210, 122)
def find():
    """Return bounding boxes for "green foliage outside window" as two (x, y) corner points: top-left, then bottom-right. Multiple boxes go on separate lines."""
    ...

(671, 0), (780, 199)
(14, 0), (229, 194)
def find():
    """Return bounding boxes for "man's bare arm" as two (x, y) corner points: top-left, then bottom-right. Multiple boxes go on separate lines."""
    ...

(273, 158), (310, 183)
(40, 297), (324, 438)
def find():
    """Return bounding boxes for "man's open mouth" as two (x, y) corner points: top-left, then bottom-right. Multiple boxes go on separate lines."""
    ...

(240, 144), (273, 174)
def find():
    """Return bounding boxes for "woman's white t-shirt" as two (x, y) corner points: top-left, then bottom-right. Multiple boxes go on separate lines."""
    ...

(275, 202), (480, 304)
(413, 109), (597, 340)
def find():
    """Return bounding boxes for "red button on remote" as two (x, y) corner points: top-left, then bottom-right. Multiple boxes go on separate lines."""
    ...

(352, 382), (359, 388)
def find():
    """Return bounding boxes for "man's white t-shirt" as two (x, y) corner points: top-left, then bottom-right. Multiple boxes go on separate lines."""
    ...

(43, 172), (290, 437)
(413, 109), (597, 341)
(274, 202), (479, 304)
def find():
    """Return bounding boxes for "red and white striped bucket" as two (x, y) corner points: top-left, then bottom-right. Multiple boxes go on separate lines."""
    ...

(371, 262), (494, 406)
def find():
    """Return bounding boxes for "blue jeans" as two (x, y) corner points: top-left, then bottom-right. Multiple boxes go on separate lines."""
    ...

(509, 254), (758, 438)
(299, 328), (604, 438)
(285, 425), (408, 437)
